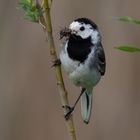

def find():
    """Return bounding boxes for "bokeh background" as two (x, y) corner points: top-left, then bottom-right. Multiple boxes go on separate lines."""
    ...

(0, 0), (140, 140)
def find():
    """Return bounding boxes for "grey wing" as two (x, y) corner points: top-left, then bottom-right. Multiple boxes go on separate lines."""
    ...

(96, 44), (106, 76)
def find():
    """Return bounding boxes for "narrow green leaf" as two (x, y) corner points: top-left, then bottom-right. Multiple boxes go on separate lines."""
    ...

(115, 16), (140, 25)
(115, 46), (140, 52)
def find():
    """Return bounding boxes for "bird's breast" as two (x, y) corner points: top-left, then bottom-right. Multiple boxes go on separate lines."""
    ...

(67, 36), (93, 63)
(60, 45), (101, 88)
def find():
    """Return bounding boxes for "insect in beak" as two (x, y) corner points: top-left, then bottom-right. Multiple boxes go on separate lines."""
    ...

(60, 27), (72, 40)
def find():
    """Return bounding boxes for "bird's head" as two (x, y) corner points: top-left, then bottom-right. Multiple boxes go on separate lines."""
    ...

(60, 18), (101, 44)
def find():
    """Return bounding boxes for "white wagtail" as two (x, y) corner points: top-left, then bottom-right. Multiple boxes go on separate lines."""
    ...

(59, 18), (106, 124)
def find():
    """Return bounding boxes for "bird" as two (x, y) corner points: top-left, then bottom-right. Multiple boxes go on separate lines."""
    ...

(59, 17), (106, 124)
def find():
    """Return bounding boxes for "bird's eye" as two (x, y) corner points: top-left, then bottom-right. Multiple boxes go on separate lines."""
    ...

(80, 26), (85, 31)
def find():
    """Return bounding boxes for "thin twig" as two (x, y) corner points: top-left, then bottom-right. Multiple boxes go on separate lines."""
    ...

(42, 0), (77, 140)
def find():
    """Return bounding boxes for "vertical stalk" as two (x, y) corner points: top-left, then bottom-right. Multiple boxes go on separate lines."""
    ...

(43, 1), (77, 140)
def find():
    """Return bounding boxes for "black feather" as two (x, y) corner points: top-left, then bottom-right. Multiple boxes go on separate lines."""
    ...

(67, 36), (93, 63)
(85, 92), (89, 110)
(74, 17), (98, 30)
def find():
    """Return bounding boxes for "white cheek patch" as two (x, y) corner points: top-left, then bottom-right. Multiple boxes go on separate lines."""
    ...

(78, 27), (92, 39)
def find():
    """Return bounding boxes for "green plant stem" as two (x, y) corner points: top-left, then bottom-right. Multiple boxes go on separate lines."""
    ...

(43, 1), (77, 140)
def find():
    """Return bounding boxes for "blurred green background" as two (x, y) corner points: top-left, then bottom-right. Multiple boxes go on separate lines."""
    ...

(0, 0), (140, 140)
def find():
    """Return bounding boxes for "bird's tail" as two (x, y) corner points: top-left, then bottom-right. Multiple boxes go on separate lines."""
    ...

(81, 88), (93, 124)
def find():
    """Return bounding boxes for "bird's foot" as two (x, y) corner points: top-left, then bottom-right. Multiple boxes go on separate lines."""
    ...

(62, 105), (74, 120)
(51, 59), (61, 67)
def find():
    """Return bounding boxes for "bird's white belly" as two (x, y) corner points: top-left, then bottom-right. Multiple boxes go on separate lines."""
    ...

(69, 63), (101, 88)
(60, 50), (101, 89)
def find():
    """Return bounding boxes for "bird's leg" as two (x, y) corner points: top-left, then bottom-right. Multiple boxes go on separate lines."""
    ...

(63, 88), (85, 120)
(51, 59), (61, 67)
